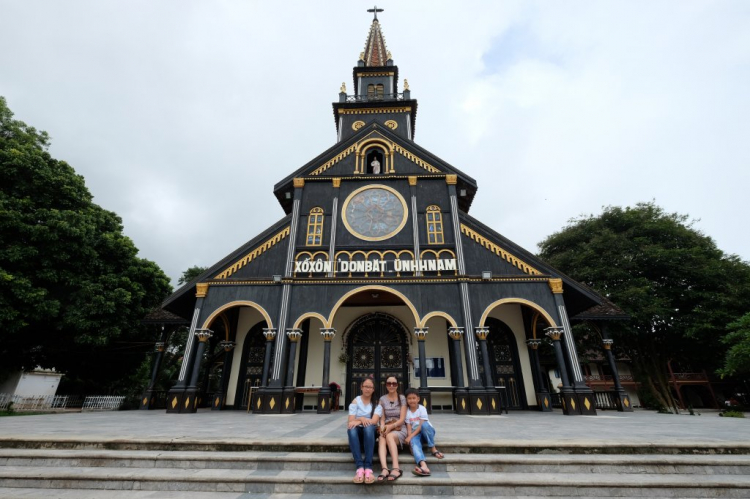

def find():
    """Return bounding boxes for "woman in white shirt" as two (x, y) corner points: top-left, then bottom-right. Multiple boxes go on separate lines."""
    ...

(347, 376), (382, 484)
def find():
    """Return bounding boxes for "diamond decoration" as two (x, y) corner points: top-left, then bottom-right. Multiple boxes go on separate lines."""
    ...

(257, 398), (262, 409)
(321, 398), (326, 409)
(215, 397), (220, 407)
(142, 397), (148, 406)
(461, 399), (466, 410)
(171, 397), (177, 409)
(476, 398), (483, 410)
(269, 397), (276, 410)
(184, 397), (190, 409)
(570, 398), (576, 410)
(544, 398), (549, 408)
(285, 398), (290, 409)
(624, 397), (630, 408)
(584, 398), (591, 411)
(492, 399), (496, 409)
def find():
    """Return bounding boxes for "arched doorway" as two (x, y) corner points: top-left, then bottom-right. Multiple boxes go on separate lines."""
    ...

(233, 321), (269, 410)
(345, 313), (409, 404)
(479, 318), (527, 409)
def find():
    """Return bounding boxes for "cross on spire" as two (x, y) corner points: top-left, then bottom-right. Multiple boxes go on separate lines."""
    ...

(367, 5), (383, 21)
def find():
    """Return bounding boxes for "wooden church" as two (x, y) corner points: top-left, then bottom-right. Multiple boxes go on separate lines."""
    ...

(146, 10), (631, 417)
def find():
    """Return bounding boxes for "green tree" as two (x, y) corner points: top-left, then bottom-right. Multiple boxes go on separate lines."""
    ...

(718, 312), (750, 377)
(0, 96), (172, 392)
(178, 266), (207, 286)
(538, 202), (750, 413)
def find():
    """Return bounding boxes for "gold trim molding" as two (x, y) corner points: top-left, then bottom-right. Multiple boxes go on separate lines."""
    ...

(392, 144), (441, 173)
(548, 278), (563, 294)
(214, 227), (291, 279)
(341, 185), (408, 242)
(195, 283), (209, 298)
(337, 107), (412, 115)
(384, 120), (398, 130)
(356, 71), (396, 77)
(293, 178), (305, 188)
(445, 175), (457, 185)
(310, 144), (357, 176)
(461, 224), (542, 276)
(352, 120), (366, 131)
(332, 178), (341, 188)
(408, 176), (417, 186)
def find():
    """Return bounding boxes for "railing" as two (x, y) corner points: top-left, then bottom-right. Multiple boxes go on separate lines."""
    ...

(0, 394), (82, 411)
(82, 396), (126, 411)
(584, 374), (635, 383)
(671, 372), (708, 381)
(593, 390), (619, 410)
(345, 93), (405, 103)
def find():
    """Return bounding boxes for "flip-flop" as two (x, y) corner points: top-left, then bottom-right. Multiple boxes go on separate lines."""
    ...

(364, 469), (375, 484)
(353, 468), (364, 483)
(431, 450), (445, 459)
(412, 467), (431, 477)
(377, 468), (390, 482)
(387, 468), (402, 481)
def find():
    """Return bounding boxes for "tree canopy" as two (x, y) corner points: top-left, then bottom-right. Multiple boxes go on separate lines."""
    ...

(178, 266), (207, 286)
(0, 96), (172, 392)
(538, 202), (750, 411)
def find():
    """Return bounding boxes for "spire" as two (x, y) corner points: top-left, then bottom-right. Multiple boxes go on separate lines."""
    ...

(362, 17), (389, 67)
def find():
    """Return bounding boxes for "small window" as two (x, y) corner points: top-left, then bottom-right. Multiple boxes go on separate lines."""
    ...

(425, 205), (444, 244)
(367, 84), (375, 99)
(306, 207), (324, 246)
(376, 84), (384, 98)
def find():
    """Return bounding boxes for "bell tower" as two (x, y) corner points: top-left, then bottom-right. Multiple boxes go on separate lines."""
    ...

(333, 7), (418, 143)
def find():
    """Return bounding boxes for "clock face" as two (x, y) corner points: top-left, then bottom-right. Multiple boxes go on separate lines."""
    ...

(342, 185), (408, 241)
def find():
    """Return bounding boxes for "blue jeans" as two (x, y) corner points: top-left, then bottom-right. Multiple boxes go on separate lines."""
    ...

(347, 425), (376, 469)
(409, 421), (436, 465)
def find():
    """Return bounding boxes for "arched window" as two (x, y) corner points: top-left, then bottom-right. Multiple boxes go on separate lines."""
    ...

(426, 205), (444, 244)
(375, 84), (384, 99)
(367, 84), (375, 99)
(306, 207), (324, 246)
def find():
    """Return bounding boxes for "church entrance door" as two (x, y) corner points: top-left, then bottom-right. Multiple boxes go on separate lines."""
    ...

(481, 318), (527, 409)
(345, 313), (409, 405)
(234, 321), (270, 410)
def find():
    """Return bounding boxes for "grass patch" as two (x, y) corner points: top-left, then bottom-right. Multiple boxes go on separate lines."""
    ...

(719, 410), (746, 418)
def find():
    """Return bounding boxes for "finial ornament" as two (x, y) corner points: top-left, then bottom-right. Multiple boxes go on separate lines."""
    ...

(386, 50), (392, 61)
(359, 52), (365, 61)
(403, 79), (409, 91)
(340, 82), (346, 94)
(367, 5), (384, 21)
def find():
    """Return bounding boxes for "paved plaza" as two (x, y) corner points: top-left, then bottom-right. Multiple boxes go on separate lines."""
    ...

(0, 408), (747, 449)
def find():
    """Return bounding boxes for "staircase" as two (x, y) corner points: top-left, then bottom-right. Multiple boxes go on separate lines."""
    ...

(1, 441), (750, 498)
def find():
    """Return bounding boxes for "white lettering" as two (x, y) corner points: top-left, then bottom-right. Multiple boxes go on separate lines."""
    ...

(322, 261), (333, 273)
(394, 260), (402, 272)
(340, 261), (350, 272)
(313, 260), (323, 272)
(294, 261), (303, 273)
(427, 260), (437, 271)
(355, 261), (366, 273)
(444, 259), (457, 271)
(437, 260), (445, 271)
(365, 260), (373, 272)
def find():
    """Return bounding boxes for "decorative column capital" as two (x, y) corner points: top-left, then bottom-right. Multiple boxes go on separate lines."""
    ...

(445, 174), (458, 185)
(408, 176), (418, 186)
(286, 329), (303, 342)
(548, 278), (563, 294)
(155, 342), (166, 352)
(413, 327), (429, 341)
(262, 328), (277, 341)
(474, 326), (490, 341)
(195, 283), (209, 298)
(526, 339), (542, 349)
(293, 178), (305, 188)
(320, 328), (336, 341)
(332, 177), (341, 188)
(194, 329), (213, 343)
(219, 340), (236, 352)
(544, 326), (564, 341)
(448, 327), (465, 340)
(602, 339), (614, 350)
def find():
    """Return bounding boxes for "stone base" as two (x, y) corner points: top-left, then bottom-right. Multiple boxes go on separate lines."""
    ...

(575, 389), (598, 416)
(262, 388), (283, 414)
(210, 392), (225, 411)
(454, 389), (470, 415)
(559, 389), (580, 415)
(139, 389), (159, 410)
(487, 388), (502, 415)
(468, 389), (491, 415)
(614, 390), (634, 412)
(281, 388), (296, 414)
(536, 392), (553, 412)
(418, 388), (432, 414)
(251, 388), (265, 414)
(317, 389), (332, 414)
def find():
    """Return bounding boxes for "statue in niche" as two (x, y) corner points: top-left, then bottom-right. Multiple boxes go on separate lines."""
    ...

(371, 157), (381, 174)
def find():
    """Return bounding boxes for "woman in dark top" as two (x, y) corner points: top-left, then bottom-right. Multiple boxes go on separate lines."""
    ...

(376, 376), (407, 481)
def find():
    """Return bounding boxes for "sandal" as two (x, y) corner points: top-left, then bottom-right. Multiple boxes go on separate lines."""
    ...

(412, 466), (431, 477)
(431, 450), (445, 459)
(377, 468), (390, 482)
(364, 469), (375, 484)
(387, 468), (402, 481)
(353, 468), (364, 483)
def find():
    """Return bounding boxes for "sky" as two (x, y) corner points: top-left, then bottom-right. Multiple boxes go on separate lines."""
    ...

(2, 1), (749, 286)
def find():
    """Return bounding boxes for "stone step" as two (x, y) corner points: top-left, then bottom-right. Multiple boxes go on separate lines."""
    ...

(1, 466), (749, 497)
(3, 436), (750, 455)
(0, 491), (580, 499)
(3, 448), (750, 475)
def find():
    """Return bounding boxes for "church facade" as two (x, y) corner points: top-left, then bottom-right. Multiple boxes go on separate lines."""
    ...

(152, 13), (631, 417)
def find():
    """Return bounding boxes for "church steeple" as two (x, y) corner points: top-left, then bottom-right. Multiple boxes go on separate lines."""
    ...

(333, 7), (417, 143)
(361, 17), (389, 67)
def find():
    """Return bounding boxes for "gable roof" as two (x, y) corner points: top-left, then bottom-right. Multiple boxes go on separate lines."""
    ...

(459, 211), (606, 316)
(162, 214), (291, 319)
(273, 123), (478, 212)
